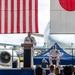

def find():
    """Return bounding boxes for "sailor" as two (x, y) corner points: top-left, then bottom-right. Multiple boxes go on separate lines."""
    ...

(49, 44), (61, 67)
(24, 31), (37, 68)
(24, 31), (37, 46)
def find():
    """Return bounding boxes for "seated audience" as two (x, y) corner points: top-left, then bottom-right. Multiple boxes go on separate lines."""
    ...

(69, 65), (74, 75)
(74, 67), (75, 75)
(55, 67), (61, 75)
(63, 66), (72, 75)
(48, 65), (56, 75)
(43, 69), (46, 75)
(34, 66), (43, 75)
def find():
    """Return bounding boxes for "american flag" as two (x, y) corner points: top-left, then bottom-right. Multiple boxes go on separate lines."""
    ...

(0, 0), (38, 34)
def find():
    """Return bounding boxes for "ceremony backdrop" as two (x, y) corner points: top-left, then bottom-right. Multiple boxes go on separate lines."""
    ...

(50, 0), (75, 34)
(0, 0), (38, 34)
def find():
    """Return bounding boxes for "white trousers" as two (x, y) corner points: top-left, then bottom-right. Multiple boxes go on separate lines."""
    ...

(49, 57), (60, 66)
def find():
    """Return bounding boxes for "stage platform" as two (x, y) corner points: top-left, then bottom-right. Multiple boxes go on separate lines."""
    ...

(0, 68), (63, 75)
(0, 68), (34, 75)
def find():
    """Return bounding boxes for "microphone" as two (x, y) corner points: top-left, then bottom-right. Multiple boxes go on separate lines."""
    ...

(30, 37), (33, 42)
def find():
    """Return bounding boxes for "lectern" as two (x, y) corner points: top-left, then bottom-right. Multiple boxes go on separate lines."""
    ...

(21, 43), (33, 68)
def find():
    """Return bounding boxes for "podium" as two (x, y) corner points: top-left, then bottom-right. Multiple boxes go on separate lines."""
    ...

(21, 43), (33, 68)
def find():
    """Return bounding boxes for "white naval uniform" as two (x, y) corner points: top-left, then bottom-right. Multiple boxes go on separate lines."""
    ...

(24, 36), (37, 46)
(49, 49), (60, 66)
(24, 36), (36, 68)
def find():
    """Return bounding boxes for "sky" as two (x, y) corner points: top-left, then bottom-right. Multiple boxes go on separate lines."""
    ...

(0, 0), (50, 46)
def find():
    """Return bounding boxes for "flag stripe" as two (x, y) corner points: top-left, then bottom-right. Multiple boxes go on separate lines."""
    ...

(11, 0), (14, 33)
(0, 0), (2, 33)
(20, 0), (23, 33)
(26, 0), (29, 32)
(23, 0), (26, 33)
(35, 0), (38, 33)
(2, 0), (4, 33)
(29, 0), (32, 32)
(17, 0), (20, 33)
(1, 0), (5, 33)
(14, 0), (17, 33)
(32, 0), (35, 32)
(4, 0), (8, 33)
(8, 0), (11, 33)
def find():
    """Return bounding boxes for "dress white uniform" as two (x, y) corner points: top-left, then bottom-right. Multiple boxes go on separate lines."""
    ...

(24, 36), (36, 68)
(49, 48), (60, 66)
(24, 36), (36, 46)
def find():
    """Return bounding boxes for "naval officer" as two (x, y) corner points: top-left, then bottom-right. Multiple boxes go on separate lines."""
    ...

(24, 31), (37, 46)
(49, 44), (61, 67)
(24, 31), (37, 68)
